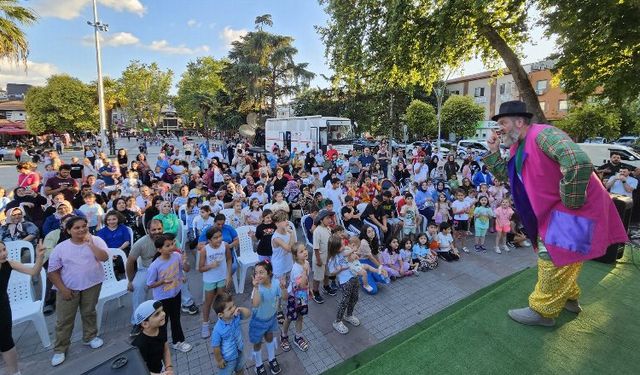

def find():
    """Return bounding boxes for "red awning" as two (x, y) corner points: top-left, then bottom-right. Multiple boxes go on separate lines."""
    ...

(0, 127), (30, 135)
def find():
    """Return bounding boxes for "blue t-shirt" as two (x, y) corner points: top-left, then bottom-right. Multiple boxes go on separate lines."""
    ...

(211, 315), (243, 361)
(96, 224), (130, 249)
(328, 253), (353, 285)
(412, 244), (430, 259)
(99, 166), (115, 185)
(303, 216), (313, 243)
(251, 279), (281, 320)
(358, 154), (375, 168)
(198, 224), (238, 244)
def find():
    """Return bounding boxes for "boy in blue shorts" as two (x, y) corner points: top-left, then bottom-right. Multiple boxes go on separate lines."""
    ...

(212, 293), (251, 375)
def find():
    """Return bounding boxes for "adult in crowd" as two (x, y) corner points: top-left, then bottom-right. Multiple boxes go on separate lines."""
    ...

(605, 165), (637, 198)
(484, 100), (627, 327)
(48, 216), (109, 366)
(6, 187), (48, 227)
(44, 164), (79, 203)
(0, 207), (39, 248)
(597, 152), (623, 180)
(1, 240), (45, 375)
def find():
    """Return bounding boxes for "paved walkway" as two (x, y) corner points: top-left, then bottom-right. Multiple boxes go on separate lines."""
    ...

(1, 137), (538, 374)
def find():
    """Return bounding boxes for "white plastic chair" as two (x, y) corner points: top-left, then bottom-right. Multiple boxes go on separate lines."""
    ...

(126, 226), (134, 246)
(8, 265), (51, 347)
(357, 203), (368, 215)
(263, 203), (272, 211)
(220, 208), (235, 220)
(5, 240), (34, 263)
(96, 248), (128, 334)
(178, 204), (188, 225)
(235, 225), (258, 294)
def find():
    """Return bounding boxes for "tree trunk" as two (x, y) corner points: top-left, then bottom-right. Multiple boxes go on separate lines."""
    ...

(271, 68), (277, 117)
(479, 25), (547, 123)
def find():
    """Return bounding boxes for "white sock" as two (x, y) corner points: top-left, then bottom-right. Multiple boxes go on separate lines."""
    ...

(266, 340), (276, 361)
(253, 350), (263, 366)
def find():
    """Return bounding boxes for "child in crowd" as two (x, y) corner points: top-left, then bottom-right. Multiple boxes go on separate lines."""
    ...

(79, 192), (104, 233)
(131, 300), (174, 375)
(379, 238), (413, 278)
(211, 293), (251, 375)
(204, 193), (224, 215)
(341, 236), (377, 292)
(327, 235), (369, 335)
(226, 200), (244, 229)
(199, 227), (232, 339)
(270, 191), (290, 214)
(153, 201), (181, 236)
(271, 211), (295, 324)
(433, 192), (451, 225)
(412, 232), (439, 271)
(489, 179), (508, 233)
(451, 189), (471, 253)
(249, 261), (286, 375)
(146, 234), (192, 353)
(400, 193), (419, 240)
(192, 205), (215, 241)
(494, 198), (515, 254)
(473, 196), (493, 253)
(250, 210), (276, 262)
(244, 198), (263, 226)
(280, 243), (311, 352)
(437, 222), (460, 262)
(400, 238), (419, 274)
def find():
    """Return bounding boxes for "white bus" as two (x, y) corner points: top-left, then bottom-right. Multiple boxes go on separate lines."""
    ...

(265, 115), (356, 154)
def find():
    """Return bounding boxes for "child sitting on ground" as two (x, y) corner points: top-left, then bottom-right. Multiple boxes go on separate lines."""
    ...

(412, 231), (439, 271)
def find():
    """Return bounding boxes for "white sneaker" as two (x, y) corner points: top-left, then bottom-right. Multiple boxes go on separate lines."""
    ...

(51, 353), (66, 366)
(84, 337), (104, 349)
(343, 315), (361, 326)
(502, 245), (510, 253)
(332, 320), (349, 334)
(523, 240), (532, 247)
(495, 246), (502, 254)
(462, 247), (470, 253)
(363, 284), (374, 292)
(201, 322), (210, 339)
(172, 341), (193, 353)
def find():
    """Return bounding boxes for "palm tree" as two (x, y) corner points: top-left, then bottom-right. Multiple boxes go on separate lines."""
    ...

(0, 0), (37, 66)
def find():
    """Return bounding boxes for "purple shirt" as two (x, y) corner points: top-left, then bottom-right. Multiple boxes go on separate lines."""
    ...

(48, 237), (107, 291)
(146, 252), (183, 300)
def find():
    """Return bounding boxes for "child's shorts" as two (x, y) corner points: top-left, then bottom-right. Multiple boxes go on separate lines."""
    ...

(217, 352), (245, 375)
(453, 219), (468, 231)
(475, 225), (488, 237)
(203, 279), (226, 292)
(495, 224), (511, 233)
(286, 294), (309, 321)
(248, 314), (278, 344)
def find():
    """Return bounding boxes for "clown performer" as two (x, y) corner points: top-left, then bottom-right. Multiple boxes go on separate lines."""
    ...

(483, 100), (628, 327)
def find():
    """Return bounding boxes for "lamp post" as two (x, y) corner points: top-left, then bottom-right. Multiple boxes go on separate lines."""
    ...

(88, 0), (108, 154)
(434, 83), (445, 151)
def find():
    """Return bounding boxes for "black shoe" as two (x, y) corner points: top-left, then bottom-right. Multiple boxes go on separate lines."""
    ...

(269, 359), (282, 375)
(329, 281), (339, 290)
(312, 291), (325, 304)
(130, 325), (141, 337)
(323, 285), (337, 296)
(255, 364), (267, 375)
(181, 304), (199, 315)
(43, 304), (55, 316)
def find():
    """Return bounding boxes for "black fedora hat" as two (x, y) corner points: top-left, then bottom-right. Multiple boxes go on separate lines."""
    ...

(491, 100), (533, 121)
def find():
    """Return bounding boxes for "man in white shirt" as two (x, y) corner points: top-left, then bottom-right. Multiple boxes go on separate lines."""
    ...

(605, 166), (637, 197)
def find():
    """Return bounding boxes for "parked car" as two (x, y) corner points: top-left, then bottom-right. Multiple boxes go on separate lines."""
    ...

(584, 137), (608, 144)
(405, 141), (450, 157)
(578, 143), (640, 168)
(456, 139), (490, 159)
(353, 137), (379, 151)
(614, 136), (640, 146)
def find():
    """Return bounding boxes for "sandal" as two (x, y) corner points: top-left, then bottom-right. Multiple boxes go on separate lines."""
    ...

(276, 311), (285, 325)
(294, 335), (309, 352)
(280, 335), (291, 352)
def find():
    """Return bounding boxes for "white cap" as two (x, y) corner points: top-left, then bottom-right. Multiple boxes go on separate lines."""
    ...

(132, 300), (161, 325)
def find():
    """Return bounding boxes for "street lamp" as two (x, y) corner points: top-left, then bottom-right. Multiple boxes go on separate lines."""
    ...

(434, 83), (445, 152)
(87, 0), (108, 154)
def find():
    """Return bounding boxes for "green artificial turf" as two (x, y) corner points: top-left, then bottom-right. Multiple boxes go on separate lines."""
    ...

(325, 247), (640, 375)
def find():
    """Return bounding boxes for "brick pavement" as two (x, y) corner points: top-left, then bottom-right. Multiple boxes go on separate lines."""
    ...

(3, 229), (537, 375)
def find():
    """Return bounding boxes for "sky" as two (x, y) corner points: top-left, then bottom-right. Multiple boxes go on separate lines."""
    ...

(1, 0), (557, 93)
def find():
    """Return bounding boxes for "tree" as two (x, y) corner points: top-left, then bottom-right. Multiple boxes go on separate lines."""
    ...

(441, 95), (485, 139)
(556, 103), (621, 142)
(318, 0), (547, 122)
(0, 0), (37, 65)
(540, 1), (640, 105)
(175, 57), (227, 139)
(25, 75), (98, 135)
(405, 100), (437, 139)
(225, 17), (314, 117)
(119, 60), (173, 131)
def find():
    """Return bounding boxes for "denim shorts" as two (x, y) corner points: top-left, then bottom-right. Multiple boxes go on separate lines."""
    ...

(204, 279), (226, 292)
(248, 314), (278, 344)
(217, 351), (245, 375)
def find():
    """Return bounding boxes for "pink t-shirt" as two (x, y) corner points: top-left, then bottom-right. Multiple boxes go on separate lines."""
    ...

(48, 237), (107, 291)
(494, 206), (514, 227)
(17, 172), (40, 190)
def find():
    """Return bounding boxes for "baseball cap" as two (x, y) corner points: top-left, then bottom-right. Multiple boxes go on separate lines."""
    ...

(132, 300), (162, 325)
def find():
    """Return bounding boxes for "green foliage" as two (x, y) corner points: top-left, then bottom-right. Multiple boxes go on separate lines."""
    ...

(0, 0), (37, 65)
(224, 18), (314, 117)
(441, 95), (485, 139)
(540, 1), (640, 105)
(619, 97), (640, 136)
(174, 56), (228, 130)
(24, 75), (98, 135)
(556, 103), (621, 142)
(119, 60), (173, 130)
(405, 100), (437, 139)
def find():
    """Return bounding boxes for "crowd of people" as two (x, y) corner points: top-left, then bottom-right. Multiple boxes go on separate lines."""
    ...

(0, 133), (563, 375)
